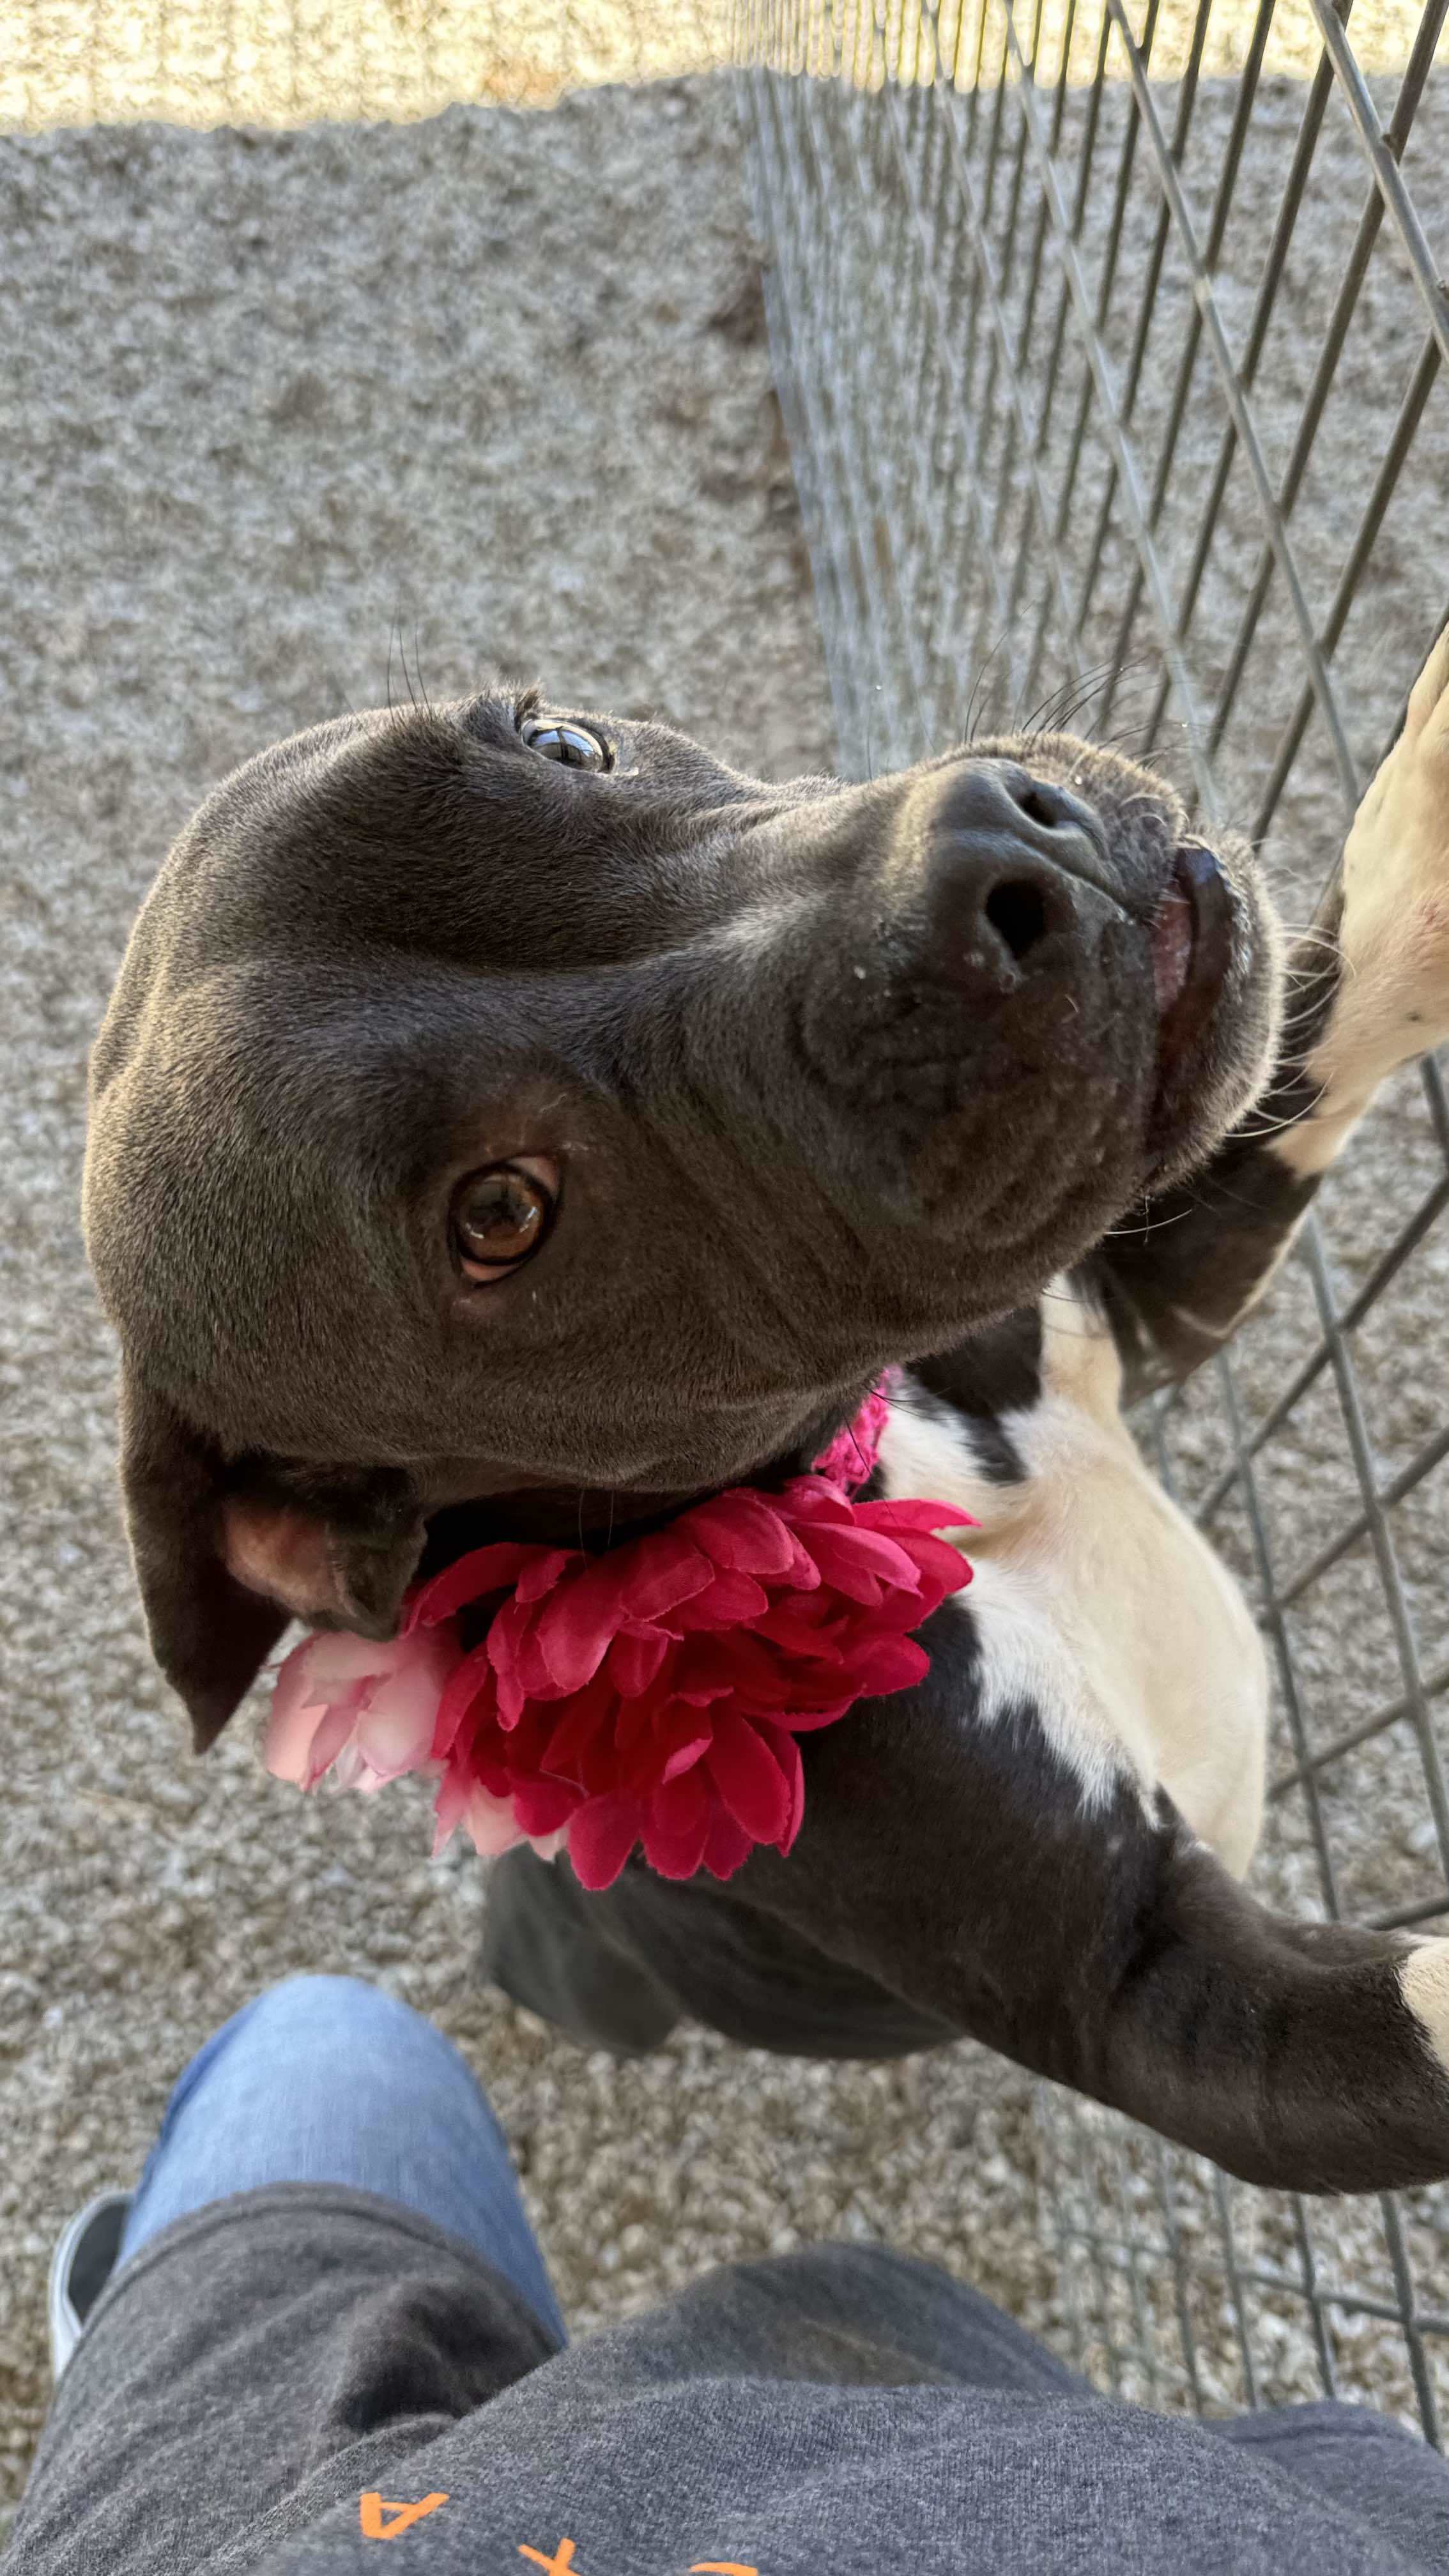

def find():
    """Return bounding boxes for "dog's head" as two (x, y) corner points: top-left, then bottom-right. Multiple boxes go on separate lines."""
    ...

(84, 689), (1281, 1744)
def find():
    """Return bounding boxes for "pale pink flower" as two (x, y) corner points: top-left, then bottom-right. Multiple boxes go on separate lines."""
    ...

(264, 1623), (460, 1796)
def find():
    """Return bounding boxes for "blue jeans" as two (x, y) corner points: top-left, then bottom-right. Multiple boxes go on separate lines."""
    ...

(118, 1975), (565, 2344)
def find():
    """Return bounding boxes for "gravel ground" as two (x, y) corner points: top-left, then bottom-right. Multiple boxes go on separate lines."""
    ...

(0, 79), (1057, 2529)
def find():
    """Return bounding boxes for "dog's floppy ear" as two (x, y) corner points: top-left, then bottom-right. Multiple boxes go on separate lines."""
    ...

(118, 1373), (291, 1752)
(118, 1374), (427, 1753)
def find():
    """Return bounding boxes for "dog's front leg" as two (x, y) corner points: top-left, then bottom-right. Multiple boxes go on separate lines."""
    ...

(1096, 624), (1449, 1399)
(740, 1620), (1449, 2192)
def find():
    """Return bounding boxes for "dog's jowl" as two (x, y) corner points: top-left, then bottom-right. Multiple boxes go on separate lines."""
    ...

(84, 633), (1449, 2194)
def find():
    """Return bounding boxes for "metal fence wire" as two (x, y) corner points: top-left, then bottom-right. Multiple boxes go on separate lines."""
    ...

(734, 0), (1449, 2441)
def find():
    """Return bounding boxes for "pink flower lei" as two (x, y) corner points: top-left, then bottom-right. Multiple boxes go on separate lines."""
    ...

(264, 1377), (974, 1890)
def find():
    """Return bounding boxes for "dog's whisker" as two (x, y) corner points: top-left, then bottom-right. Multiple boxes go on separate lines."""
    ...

(1100, 1202), (1197, 1239)
(412, 621), (434, 717)
(962, 632), (1009, 742)
(1022, 657), (1118, 739)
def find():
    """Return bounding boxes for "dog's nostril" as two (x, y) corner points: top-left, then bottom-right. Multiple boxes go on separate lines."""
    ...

(984, 878), (1051, 962)
(1003, 772), (1084, 836)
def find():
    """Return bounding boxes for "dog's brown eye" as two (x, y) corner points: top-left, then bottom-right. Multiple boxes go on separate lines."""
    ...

(451, 1163), (555, 1280)
(521, 718), (610, 772)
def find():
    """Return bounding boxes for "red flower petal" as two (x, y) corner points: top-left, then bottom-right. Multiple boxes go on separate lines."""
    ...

(666, 1570), (770, 1632)
(408, 1540), (568, 1630)
(613, 1692), (661, 1771)
(685, 1491), (800, 1575)
(775, 1531), (824, 1590)
(486, 1592), (548, 1723)
(515, 1548), (578, 1605)
(798, 1522), (921, 1600)
(775, 1696), (857, 1733)
(755, 1720), (805, 1850)
(617, 1528), (716, 1623)
(661, 1728), (711, 1781)
(431, 1641), (496, 1761)
(834, 1634), (931, 1699)
(532, 1561), (637, 1693)
(852, 1496), (978, 1534)
(751, 1597), (850, 1655)
(640, 1765), (712, 1878)
(658, 1653), (762, 1728)
(510, 1776), (582, 1837)
(705, 1708), (793, 1843)
(539, 1678), (617, 1784)
(878, 1528), (975, 1595)
(778, 1478), (855, 1524)
(567, 1792), (645, 1890)
(700, 1809), (754, 1880)
(608, 1625), (671, 1699)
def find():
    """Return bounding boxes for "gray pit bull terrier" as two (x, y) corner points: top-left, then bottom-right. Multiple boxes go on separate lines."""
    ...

(83, 630), (1449, 2193)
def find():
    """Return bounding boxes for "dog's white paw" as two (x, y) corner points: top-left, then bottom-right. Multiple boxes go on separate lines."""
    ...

(1277, 625), (1449, 1177)
(1340, 622), (1449, 1057)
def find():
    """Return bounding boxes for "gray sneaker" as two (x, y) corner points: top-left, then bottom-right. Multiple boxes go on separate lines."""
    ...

(47, 2192), (132, 2379)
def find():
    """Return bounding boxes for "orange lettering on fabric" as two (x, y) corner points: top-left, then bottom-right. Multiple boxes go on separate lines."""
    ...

(689, 2563), (760, 2574)
(358, 2490), (449, 2540)
(519, 2542), (581, 2575)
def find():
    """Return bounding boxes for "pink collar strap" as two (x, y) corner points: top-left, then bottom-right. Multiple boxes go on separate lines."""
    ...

(264, 1377), (974, 1890)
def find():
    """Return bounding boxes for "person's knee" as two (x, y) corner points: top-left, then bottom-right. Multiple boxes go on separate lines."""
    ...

(252, 1973), (388, 2021)
(215, 1975), (433, 2071)
(234, 1977), (482, 2103)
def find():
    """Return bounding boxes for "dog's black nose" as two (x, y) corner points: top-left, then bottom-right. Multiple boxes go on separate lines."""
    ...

(922, 764), (1108, 985)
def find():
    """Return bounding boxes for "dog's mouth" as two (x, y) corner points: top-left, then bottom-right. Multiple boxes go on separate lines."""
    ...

(1151, 843), (1234, 1096)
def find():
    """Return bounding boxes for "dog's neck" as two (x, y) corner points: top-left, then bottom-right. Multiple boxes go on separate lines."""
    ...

(413, 1389), (878, 1581)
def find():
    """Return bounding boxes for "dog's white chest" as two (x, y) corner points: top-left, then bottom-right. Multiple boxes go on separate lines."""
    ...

(881, 1283), (1268, 1876)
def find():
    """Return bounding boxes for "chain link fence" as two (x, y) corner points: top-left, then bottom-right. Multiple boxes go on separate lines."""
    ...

(9, 0), (1449, 2453)
(735, 0), (1449, 2439)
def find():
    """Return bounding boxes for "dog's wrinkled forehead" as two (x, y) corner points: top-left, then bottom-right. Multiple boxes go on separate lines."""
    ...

(142, 693), (804, 969)
(84, 692), (858, 1471)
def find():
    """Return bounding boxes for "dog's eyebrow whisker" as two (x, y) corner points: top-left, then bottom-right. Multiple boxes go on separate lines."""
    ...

(412, 621), (434, 717)
(398, 625), (420, 715)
